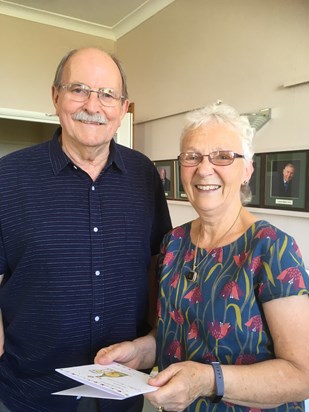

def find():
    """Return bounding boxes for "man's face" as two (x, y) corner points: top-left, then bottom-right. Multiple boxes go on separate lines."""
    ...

(283, 165), (295, 182)
(52, 48), (128, 150)
(159, 169), (166, 180)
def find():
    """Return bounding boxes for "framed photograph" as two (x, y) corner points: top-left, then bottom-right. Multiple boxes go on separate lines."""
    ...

(247, 154), (261, 207)
(264, 150), (308, 211)
(153, 159), (175, 199)
(174, 160), (188, 201)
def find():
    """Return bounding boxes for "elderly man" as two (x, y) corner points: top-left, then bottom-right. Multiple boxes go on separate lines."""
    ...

(271, 162), (298, 197)
(0, 48), (171, 412)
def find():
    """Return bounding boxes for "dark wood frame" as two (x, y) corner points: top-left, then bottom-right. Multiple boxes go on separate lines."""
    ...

(262, 150), (308, 211)
(174, 159), (188, 201)
(153, 159), (175, 199)
(247, 154), (262, 207)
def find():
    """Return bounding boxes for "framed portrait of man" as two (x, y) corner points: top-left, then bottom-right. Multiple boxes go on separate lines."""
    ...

(174, 160), (188, 201)
(153, 159), (175, 199)
(247, 154), (261, 207)
(264, 150), (308, 211)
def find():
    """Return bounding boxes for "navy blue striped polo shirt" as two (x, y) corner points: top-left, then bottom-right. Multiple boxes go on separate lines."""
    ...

(0, 128), (172, 412)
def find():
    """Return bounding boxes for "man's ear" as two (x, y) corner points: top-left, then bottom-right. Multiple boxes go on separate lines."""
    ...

(120, 99), (129, 121)
(51, 85), (60, 115)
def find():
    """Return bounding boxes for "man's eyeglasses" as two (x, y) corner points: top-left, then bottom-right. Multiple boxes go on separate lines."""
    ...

(60, 83), (124, 107)
(178, 151), (245, 167)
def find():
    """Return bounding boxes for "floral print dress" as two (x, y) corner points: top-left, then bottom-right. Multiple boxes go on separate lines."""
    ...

(156, 220), (309, 412)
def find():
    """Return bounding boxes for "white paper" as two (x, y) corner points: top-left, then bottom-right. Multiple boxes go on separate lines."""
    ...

(53, 384), (123, 399)
(53, 362), (157, 400)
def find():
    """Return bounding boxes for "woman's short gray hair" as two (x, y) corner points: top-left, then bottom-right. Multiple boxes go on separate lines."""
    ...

(181, 102), (255, 204)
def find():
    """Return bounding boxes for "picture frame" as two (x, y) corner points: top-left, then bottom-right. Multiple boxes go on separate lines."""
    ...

(153, 159), (175, 199)
(264, 150), (308, 211)
(247, 154), (261, 207)
(174, 160), (188, 201)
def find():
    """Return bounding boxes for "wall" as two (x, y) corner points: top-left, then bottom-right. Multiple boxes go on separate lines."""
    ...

(116, 0), (309, 267)
(0, 14), (115, 114)
(117, 0), (309, 131)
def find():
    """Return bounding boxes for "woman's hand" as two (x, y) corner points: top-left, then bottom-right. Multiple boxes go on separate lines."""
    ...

(95, 332), (157, 371)
(146, 361), (213, 412)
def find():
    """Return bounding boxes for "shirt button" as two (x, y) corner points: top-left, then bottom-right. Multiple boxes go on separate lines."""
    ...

(92, 186), (95, 191)
(93, 227), (98, 232)
(73, 165), (78, 170)
(95, 270), (100, 276)
(94, 316), (100, 322)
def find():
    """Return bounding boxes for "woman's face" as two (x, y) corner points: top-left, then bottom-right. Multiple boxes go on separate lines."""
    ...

(180, 122), (253, 215)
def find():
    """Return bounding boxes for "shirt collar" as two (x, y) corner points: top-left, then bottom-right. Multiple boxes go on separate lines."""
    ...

(49, 127), (127, 176)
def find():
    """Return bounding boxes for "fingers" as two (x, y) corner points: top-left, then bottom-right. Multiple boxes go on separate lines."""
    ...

(146, 386), (187, 412)
(146, 361), (208, 412)
(146, 365), (188, 411)
(95, 334), (156, 371)
(94, 341), (136, 366)
(94, 346), (118, 365)
(148, 366), (177, 387)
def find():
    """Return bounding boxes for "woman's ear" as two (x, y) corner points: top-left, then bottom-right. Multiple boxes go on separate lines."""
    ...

(243, 160), (254, 184)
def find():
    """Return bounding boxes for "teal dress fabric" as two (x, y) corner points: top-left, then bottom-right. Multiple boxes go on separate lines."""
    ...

(156, 220), (309, 412)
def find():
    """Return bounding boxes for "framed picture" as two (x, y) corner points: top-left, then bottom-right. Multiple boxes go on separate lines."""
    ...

(153, 159), (175, 199)
(174, 160), (188, 201)
(247, 154), (261, 206)
(264, 150), (308, 211)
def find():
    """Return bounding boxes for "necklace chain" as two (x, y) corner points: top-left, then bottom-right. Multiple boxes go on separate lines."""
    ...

(187, 206), (243, 282)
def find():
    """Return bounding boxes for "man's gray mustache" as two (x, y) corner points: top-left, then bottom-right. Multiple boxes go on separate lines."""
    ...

(72, 112), (107, 124)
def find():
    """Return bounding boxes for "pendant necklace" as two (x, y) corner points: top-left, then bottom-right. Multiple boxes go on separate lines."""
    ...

(186, 206), (243, 282)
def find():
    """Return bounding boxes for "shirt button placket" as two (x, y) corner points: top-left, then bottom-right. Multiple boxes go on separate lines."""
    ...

(89, 182), (103, 335)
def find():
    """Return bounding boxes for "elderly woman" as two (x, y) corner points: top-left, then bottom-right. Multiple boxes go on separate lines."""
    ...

(95, 103), (309, 412)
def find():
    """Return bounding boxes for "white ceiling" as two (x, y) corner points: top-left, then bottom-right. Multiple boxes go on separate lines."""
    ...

(0, 0), (175, 39)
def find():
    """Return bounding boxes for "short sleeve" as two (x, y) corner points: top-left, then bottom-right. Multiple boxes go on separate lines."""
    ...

(256, 233), (309, 303)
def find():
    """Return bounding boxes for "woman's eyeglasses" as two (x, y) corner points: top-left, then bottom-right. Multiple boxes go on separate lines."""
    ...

(178, 151), (245, 167)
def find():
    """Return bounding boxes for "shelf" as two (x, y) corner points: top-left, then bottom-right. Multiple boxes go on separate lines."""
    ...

(168, 200), (309, 218)
(247, 207), (309, 219)
(283, 77), (309, 88)
(0, 108), (59, 124)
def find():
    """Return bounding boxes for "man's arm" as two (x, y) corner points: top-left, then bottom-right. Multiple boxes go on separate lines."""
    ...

(0, 274), (4, 356)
